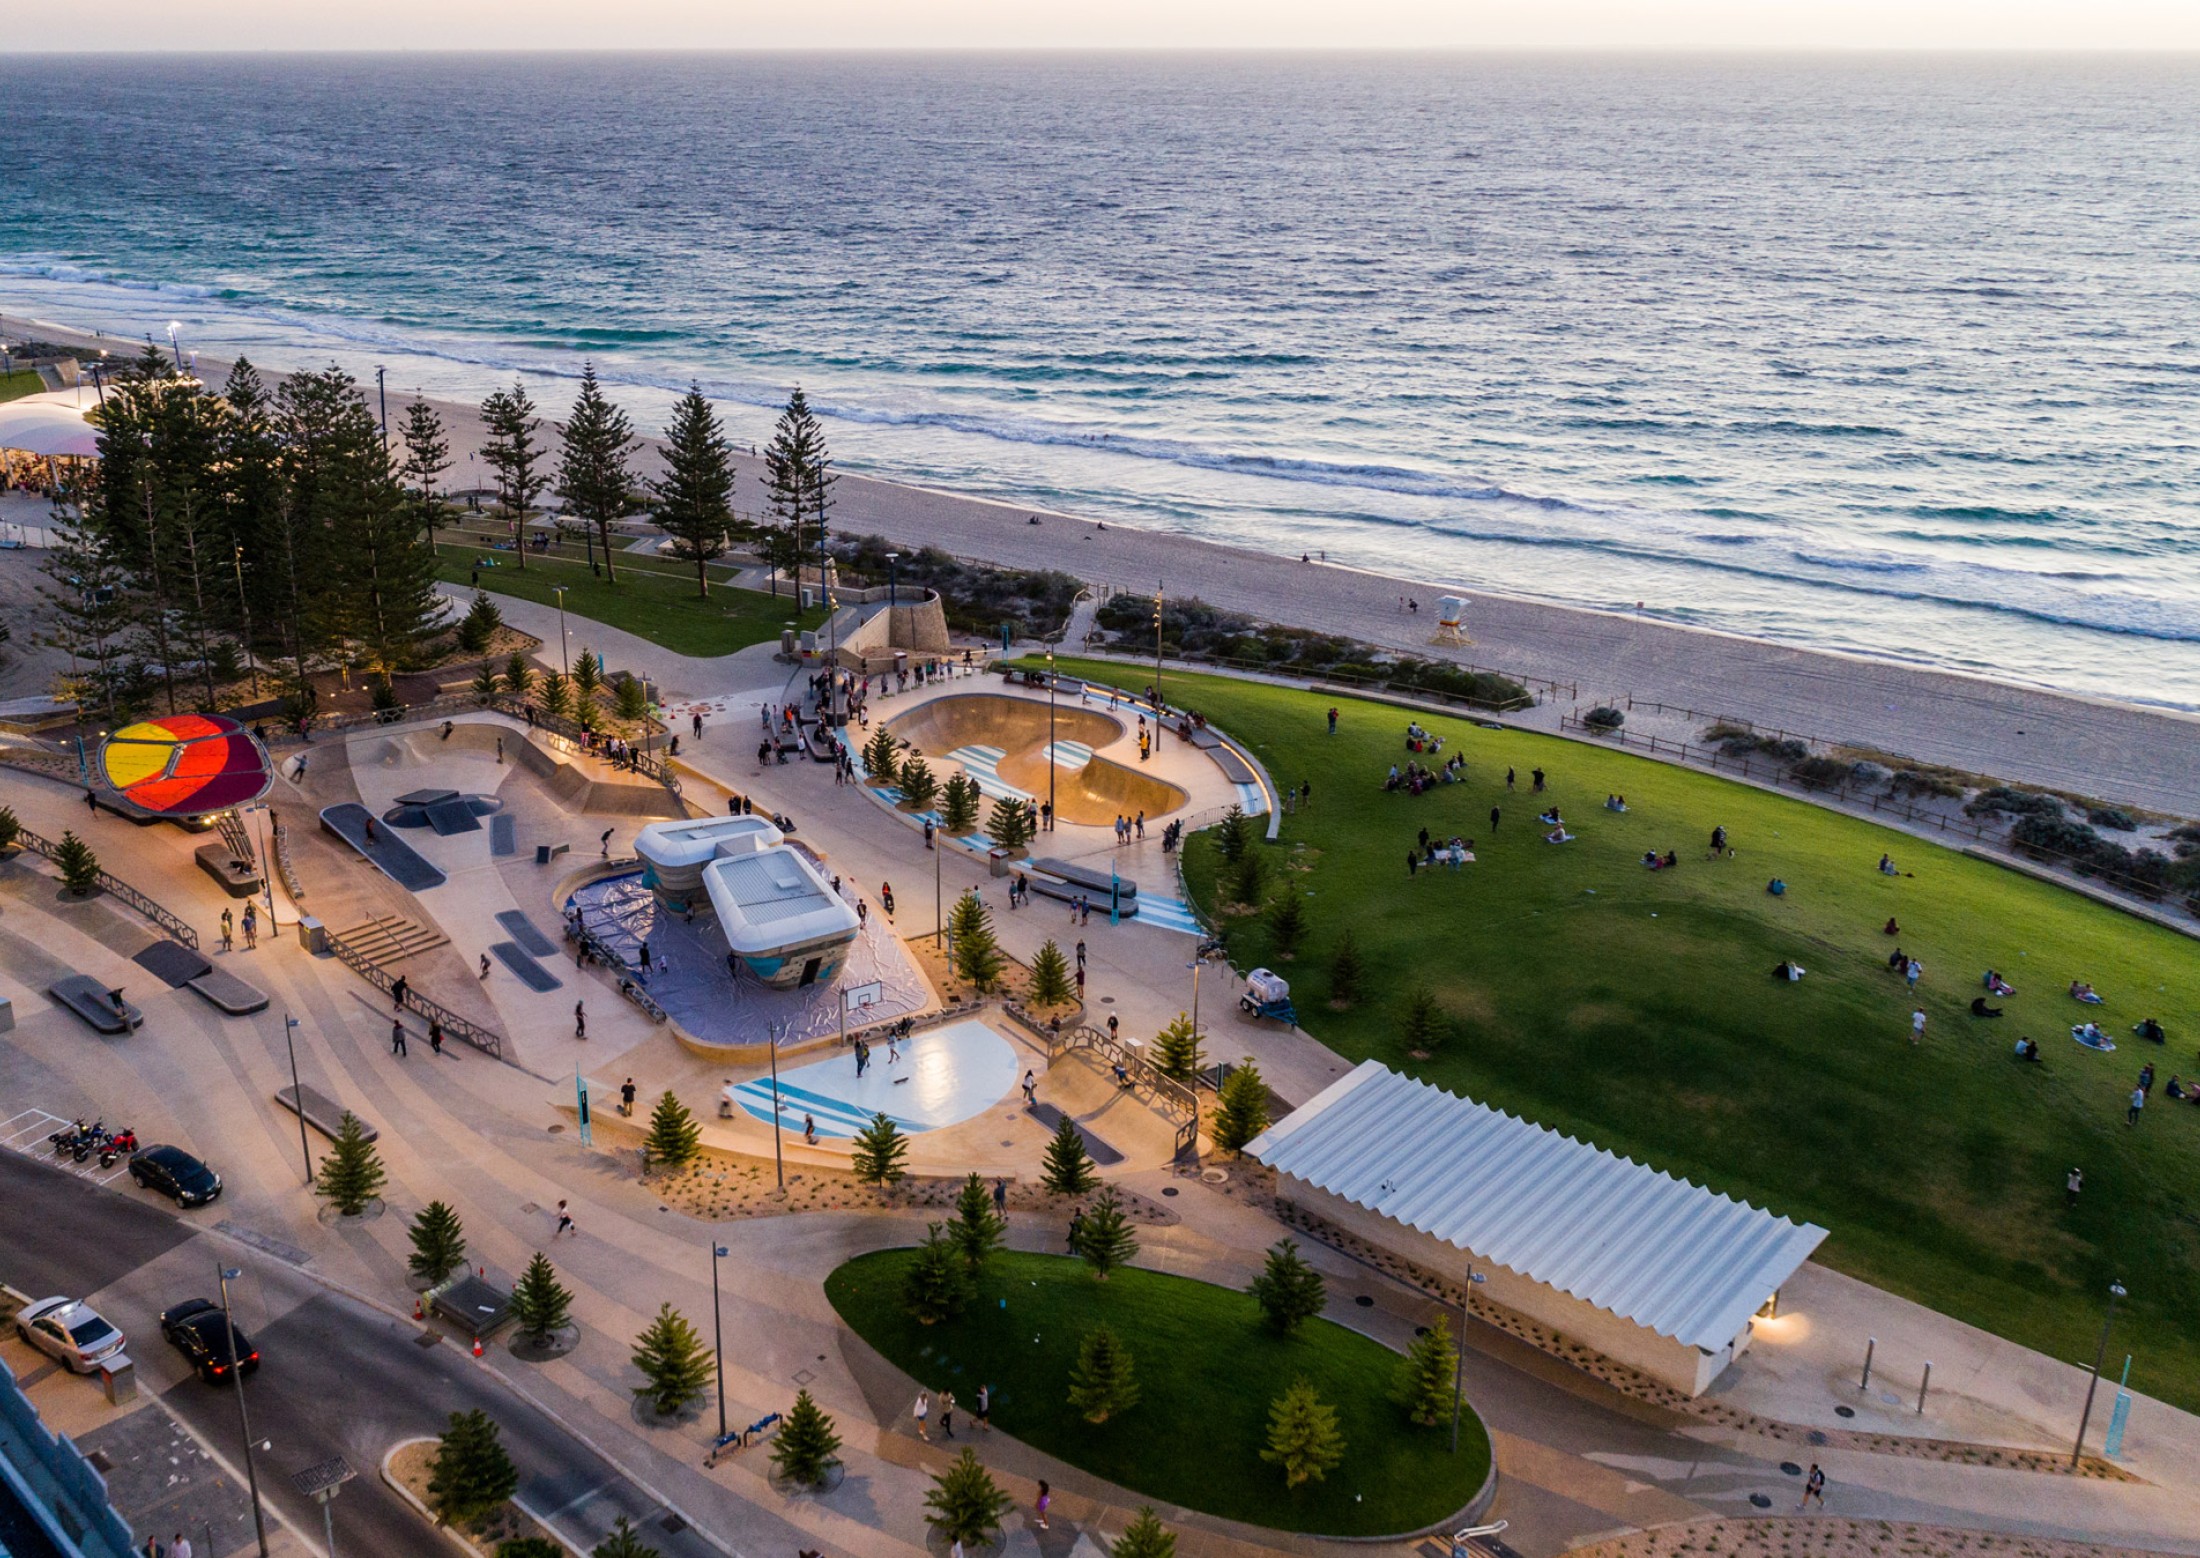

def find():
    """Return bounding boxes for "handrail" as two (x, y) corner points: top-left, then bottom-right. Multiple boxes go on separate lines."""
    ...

(15, 826), (200, 949)
(1043, 1021), (1200, 1161)
(563, 908), (670, 1024)
(487, 698), (682, 796)
(269, 817), (307, 904)
(322, 928), (505, 1061)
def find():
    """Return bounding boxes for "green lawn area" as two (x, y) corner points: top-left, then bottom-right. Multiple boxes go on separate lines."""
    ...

(0, 368), (46, 403)
(826, 1249), (1490, 1535)
(1030, 656), (2200, 1413)
(436, 543), (824, 658)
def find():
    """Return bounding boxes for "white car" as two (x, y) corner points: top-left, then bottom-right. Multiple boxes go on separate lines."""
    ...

(16, 1297), (126, 1374)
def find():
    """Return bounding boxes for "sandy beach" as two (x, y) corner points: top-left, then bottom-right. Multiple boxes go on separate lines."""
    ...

(9, 307), (2198, 818)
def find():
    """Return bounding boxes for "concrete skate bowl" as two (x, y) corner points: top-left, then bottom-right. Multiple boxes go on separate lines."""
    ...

(349, 721), (681, 818)
(887, 694), (1187, 827)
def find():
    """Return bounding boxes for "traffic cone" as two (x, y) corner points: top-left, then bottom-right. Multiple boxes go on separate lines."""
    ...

(472, 1336), (484, 1358)
(413, 1297), (425, 1321)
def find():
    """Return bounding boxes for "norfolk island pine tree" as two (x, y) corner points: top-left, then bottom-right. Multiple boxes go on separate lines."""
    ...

(406, 1200), (467, 1284)
(902, 1223), (971, 1325)
(645, 1090), (702, 1171)
(1041, 1114), (1096, 1195)
(427, 1408), (518, 1527)
(510, 1252), (574, 1346)
(951, 1172), (1006, 1273)
(630, 1302), (715, 1416)
(851, 1112), (910, 1186)
(314, 1111), (386, 1214)
(769, 1389), (843, 1487)
(1028, 938), (1075, 1006)
(1210, 1061), (1272, 1156)
(653, 383), (740, 597)
(1071, 1185), (1139, 1279)
(924, 1449), (1014, 1548)
(1248, 1238), (1326, 1334)
(1262, 1378), (1346, 1489)
(1109, 1508), (1177, 1558)
(592, 1518), (662, 1558)
(1067, 1324), (1141, 1423)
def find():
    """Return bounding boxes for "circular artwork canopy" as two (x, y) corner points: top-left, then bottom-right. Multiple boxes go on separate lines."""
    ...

(98, 713), (273, 817)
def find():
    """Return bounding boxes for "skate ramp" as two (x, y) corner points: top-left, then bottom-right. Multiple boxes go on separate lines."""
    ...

(888, 694), (1121, 760)
(889, 695), (1184, 824)
(996, 748), (1186, 827)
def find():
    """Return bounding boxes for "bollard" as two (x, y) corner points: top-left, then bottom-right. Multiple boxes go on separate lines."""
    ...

(1861, 1336), (1876, 1392)
(1918, 1361), (1932, 1414)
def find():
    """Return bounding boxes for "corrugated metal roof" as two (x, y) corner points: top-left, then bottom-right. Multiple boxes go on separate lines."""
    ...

(1247, 1060), (1827, 1352)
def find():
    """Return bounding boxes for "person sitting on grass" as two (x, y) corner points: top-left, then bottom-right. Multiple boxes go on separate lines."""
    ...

(1767, 878), (1787, 896)
(1643, 851), (1661, 869)
(1985, 970), (2017, 996)
(2074, 1022), (2111, 1048)
(2167, 1075), (2187, 1101)
(2135, 1017), (2166, 1044)
(1971, 996), (2004, 1018)
(1606, 794), (1627, 812)
(2070, 980), (2104, 1004)
(1879, 853), (1897, 875)
(2015, 1037), (2043, 1063)
(1888, 947), (1908, 971)
(1710, 825), (1729, 856)
(1538, 806), (1563, 827)
(1544, 825), (1574, 844)
(1883, 917), (1900, 936)
(1772, 960), (1804, 981)
(1661, 849), (1678, 869)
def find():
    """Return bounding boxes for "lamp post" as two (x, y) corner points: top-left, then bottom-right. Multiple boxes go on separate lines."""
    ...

(767, 1021), (786, 1191)
(2072, 1280), (2127, 1469)
(1188, 947), (1205, 1044)
(710, 1242), (730, 1442)
(1152, 582), (1165, 717)
(1452, 1269), (1486, 1454)
(282, 1014), (310, 1185)
(218, 1264), (270, 1557)
(375, 365), (389, 449)
(253, 803), (277, 923)
(885, 552), (899, 609)
(167, 321), (184, 371)
(934, 821), (944, 945)
(1046, 645), (1057, 831)
(552, 585), (570, 677)
(231, 543), (260, 698)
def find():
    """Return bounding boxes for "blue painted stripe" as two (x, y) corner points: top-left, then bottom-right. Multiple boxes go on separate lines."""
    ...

(731, 1078), (923, 1136)
(1133, 893), (1205, 936)
(1235, 781), (1267, 816)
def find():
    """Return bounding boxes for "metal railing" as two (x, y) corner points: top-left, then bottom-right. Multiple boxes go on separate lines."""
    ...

(15, 826), (200, 949)
(1054, 645), (1548, 712)
(323, 928), (505, 1061)
(1041, 1021), (1200, 1162)
(268, 818), (307, 904)
(563, 912), (669, 1024)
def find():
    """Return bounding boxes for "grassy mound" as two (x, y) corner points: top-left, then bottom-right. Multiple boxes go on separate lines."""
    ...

(436, 545), (823, 657)
(826, 1249), (1490, 1535)
(1034, 657), (2200, 1412)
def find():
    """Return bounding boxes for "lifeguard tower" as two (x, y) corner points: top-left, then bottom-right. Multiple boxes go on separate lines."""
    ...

(1430, 595), (1472, 647)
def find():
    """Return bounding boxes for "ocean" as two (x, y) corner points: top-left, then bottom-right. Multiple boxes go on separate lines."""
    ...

(4, 53), (2198, 706)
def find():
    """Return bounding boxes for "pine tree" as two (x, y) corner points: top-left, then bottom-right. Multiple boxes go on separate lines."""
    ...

(950, 1172), (1005, 1274)
(1398, 985), (1448, 1056)
(614, 675), (649, 725)
(510, 1252), (574, 1345)
(1041, 1115), (1095, 1196)
(52, 830), (100, 896)
(556, 365), (640, 583)
(479, 383), (550, 571)
(427, 1408), (518, 1527)
(630, 1303), (716, 1416)
(1067, 1324), (1141, 1423)
(314, 1111), (386, 1214)
(1150, 1013), (1201, 1082)
(592, 1518), (661, 1558)
(769, 1389), (842, 1488)
(456, 591), (502, 653)
(1027, 939), (1074, 1007)
(1072, 1185), (1139, 1280)
(0, 805), (18, 850)
(850, 1112), (909, 1186)
(1248, 1239), (1327, 1334)
(1327, 929), (1364, 1007)
(572, 648), (602, 701)
(900, 1223), (970, 1325)
(644, 1090), (702, 1172)
(861, 725), (900, 784)
(1109, 1508), (1177, 1558)
(536, 669), (573, 724)
(940, 773), (981, 835)
(1393, 1314), (1458, 1428)
(897, 754), (937, 809)
(503, 651), (535, 699)
(321, 376), (444, 681)
(762, 387), (836, 601)
(1231, 847), (1266, 906)
(39, 503), (140, 721)
(923, 1449), (1013, 1548)
(987, 795), (1036, 852)
(471, 661), (500, 705)
(947, 890), (1004, 990)
(1211, 1062), (1271, 1156)
(1267, 891), (1308, 959)
(1215, 805), (1249, 863)
(653, 384), (740, 597)
(496, 1540), (562, 1558)
(1261, 1378), (1346, 1488)
(406, 1200), (467, 1284)
(398, 396), (452, 539)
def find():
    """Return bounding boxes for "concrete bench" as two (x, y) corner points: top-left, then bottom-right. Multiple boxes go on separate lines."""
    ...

(48, 976), (142, 1034)
(187, 968), (269, 1016)
(194, 842), (263, 898)
(1028, 857), (1141, 903)
(274, 1085), (378, 1142)
(535, 842), (571, 865)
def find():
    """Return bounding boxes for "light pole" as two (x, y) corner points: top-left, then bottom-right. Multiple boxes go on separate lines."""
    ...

(253, 803), (277, 923)
(1152, 581), (1165, 716)
(710, 1242), (730, 1442)
(282, 1014), (310, 1185)
(231, 543), (260, 699)
(768, 1021), (786, 1191)
(933, 823), (944, 945)
(218, 1265), (271, 1557)
(1452, 1269), (1486, 1454)
(552, 585), (570, 677)
(885, 552), (899, 609)
(289, 1459), (353, 1557)
(375, 365), (389, 449)
(1046, 645), (1057, 831)
(167, 321), (184, 371)
(2072, 1280), (2127, 1469)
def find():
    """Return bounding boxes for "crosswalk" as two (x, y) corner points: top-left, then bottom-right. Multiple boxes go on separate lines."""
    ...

(0, 1107), (131, 1185)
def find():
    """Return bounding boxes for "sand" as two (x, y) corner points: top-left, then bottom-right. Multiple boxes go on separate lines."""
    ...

(9, 307), (2196, 818)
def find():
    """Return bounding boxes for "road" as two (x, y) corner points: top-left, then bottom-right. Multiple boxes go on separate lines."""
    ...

(0, 1149), (730, 1558)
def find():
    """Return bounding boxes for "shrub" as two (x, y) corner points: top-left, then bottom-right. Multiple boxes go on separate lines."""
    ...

(0, 805), (18, 850)
(1966, 786), (2063, 820)
(1761, 737), (1809, 761)
(1249, 1238), (1327, 1334)
(1790, 755), (1854, 789)
(497, 1540), (562, 1558)
(2088, 806), (2138, 831)
(1891, 766), (1963, 800)
(1582, 706), (1624, 730)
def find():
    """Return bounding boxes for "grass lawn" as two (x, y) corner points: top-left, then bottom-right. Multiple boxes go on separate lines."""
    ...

(0, 368), (46, 403)
(826, 1249), (1491, 1535)
(436, 543), (824, 658)
(1030, 656), (2200, 1413)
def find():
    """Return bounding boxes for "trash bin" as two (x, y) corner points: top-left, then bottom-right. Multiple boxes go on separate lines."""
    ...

(988, 848), (1010, 878)
(99, 1354), (136, 1405)
(296, 916), (326, 955)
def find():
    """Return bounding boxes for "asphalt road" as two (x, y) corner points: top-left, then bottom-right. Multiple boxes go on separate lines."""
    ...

(0, 1150), (730, 1558)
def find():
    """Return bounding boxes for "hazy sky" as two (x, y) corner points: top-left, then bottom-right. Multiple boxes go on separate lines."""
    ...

(3, 1), (2196, 52)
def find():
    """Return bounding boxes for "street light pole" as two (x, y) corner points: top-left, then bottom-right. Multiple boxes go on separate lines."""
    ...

(2072, 1280), (2128, 1469)
(552, 585), (570, 678)
(1046, 646), (1057, 832)
(282, 1014), (310, 1185)
(934, 824), (944, 944)
(768, 1022), (785, 1191)
(254, 803), (277, 924)
(710, 1242), (730, 1442)
(218, 1265), (270, 1557)
(1452, 1269), (1486, 1454)
(375, 365), (388, 449)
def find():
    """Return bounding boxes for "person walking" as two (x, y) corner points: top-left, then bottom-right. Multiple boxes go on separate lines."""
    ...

(1910, 1009), (1926, 1045)
(975, 1382), (991, 1431)
(1489, 805), (1501, 833)
(2139, 1062), (2156, 1095)
(1074, 965), (1086, 997)
(2128, 1085), (2145, 1126)
(2065, 1166), (2083, 1206)
(1905, 958), (1922, 991)
(1066, 1209), (1084, 1253)
(620, 1077), (637, 1116)
(390, 1020), (407, 1057)
(1022, 1070), (1038, 1107)
(169, 1535), (193, 1558)
(1035, 1480), (1051, 1531)
(993, 1176), (1008, 1216)
(574, 1001), (587, 1040)
(1075, 939), (1087, 972)
(391, 974), (409, 1010)
(219, 909), (233, 951)
(939, 1390), (956, 1439)
(428, 1020), (444, 1056)
(1801, 1464), (1826, 1510)
(554, 1200), (575, 1237)
(479, 952), (492, 979)
(912, 1390), (931, 1441)
(1531, 767), (1546, 792)
(1505, 767), (1516, 790)
(854, 1040), (868, 1078)
(1406, 849), (1418, 877)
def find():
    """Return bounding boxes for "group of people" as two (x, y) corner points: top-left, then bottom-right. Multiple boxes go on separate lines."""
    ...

(1404, 826), (1476, 874)
(1111, 812), (1146, 844)
(1384, 758), (1457, 795)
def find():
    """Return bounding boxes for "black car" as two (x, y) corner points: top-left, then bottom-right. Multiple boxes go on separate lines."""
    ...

(129, 1145), (222, 1207)
(159, 1300), (260, 1385)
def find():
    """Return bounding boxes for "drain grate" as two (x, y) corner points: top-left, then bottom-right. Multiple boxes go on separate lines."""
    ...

(659, 1513), (688, 1535)
(415, 1332), (441, 1348)
(1781, 1461), (1802, 1476)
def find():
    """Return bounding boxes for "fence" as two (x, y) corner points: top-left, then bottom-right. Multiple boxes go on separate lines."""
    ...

(564, 910), (669, 1025)
(1042, 1021), (1201, 1162)
(1556, 713), (2197, 914)
(323, 927), (506, 1062)
(14, 825), (201, 949)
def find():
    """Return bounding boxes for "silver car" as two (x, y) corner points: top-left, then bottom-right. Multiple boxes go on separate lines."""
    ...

(16, 1297), (126, 1374)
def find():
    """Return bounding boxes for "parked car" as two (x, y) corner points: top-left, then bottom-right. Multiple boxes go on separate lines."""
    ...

(158, 1300), (260, 1385)
(15, 1297), (125, 1374)
(129, 1145), (222, 1207)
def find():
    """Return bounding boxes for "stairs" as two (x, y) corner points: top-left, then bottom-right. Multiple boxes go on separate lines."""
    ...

(333, 914), (449, 968)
